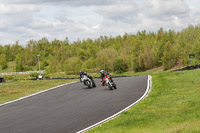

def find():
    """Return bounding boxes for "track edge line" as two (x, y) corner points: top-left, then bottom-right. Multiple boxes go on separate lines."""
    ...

(0, 81), (78, 107)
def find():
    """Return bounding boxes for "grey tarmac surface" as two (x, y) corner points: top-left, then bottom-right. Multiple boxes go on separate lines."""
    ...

(0, 76), (148, 133)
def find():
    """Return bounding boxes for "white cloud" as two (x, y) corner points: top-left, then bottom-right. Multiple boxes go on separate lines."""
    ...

(143, 0), (190, 19)
(0, 0), (200, 45)
(4, 0), (117, 6)
(92, 24), (100, 30)
(95, 1), (138, 21)
(0, 3), (38, 15)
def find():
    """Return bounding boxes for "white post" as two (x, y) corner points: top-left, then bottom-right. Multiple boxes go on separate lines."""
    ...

(37, 54), (40, 74)
(37, 54), (42, 80)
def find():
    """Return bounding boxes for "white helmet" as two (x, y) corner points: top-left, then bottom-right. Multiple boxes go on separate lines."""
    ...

(100, 70), (104, 74)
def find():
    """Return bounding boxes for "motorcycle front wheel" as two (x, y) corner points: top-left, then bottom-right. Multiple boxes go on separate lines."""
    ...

(113, 83), (117, 89)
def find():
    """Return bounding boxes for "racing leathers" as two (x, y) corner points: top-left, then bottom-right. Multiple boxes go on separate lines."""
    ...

(100, 71), (112, 86)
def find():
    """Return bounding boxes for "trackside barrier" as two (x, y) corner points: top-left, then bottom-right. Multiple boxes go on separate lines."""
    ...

(0, 77), (4, 83)
(0, 71), (44, 76)
(172, 64), (200, 72)
(24, 75), (131, 80)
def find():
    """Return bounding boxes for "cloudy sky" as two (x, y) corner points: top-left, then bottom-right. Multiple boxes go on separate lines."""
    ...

(0, 0), (199, 45)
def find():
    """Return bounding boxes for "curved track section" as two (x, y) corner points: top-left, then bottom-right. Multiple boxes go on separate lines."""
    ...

(0, 76), (149, 133)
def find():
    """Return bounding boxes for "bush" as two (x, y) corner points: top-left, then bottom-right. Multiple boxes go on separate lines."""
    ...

(30, 72), (40, 79)
(65, 57), (82, 75)
(0, 54), (8, 70)
(190, 58), (199, 66)
(4, 75), (14, 80)
(30, 72), (50, 79)
(23, 66), (32, 71)
(114, 58), (128, 73)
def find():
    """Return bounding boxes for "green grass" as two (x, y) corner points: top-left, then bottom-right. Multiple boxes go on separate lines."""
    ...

(0, 79), (77, 104)
(87, 70), (200, 133)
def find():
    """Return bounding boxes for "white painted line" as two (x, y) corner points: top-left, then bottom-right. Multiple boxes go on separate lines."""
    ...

(77, 75), (152, 133)
(0, 81), (78, 107)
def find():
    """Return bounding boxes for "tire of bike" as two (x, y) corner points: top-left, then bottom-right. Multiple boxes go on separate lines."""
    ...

(113, 82), (117, 89)
(108, 81), (113, 90)
(85, 80), (92, 88)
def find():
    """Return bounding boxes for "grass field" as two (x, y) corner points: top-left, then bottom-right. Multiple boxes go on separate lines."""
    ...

(0, 79), (77, 104)
(87, 70), (200, 133)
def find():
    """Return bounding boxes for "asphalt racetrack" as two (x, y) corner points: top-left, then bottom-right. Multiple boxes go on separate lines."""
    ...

(0, 76), (149, 133)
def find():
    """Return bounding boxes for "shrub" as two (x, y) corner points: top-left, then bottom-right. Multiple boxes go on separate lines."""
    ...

(30, 72), (40, 79)
(114, 58), (128, 73)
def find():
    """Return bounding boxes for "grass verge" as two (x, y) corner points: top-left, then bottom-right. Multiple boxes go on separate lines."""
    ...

(87, 70), (200, 133)
(0, 79), (77, 104)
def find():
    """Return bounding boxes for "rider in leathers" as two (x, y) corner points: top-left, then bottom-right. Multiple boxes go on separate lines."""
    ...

(79, 70), (96, 87)
(100, 70), (112, 86)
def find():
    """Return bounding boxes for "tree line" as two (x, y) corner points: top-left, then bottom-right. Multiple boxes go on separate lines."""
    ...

(0, 24), (200, 74)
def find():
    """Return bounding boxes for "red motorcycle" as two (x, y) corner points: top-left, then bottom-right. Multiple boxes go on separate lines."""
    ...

(103, 75), (117, 90)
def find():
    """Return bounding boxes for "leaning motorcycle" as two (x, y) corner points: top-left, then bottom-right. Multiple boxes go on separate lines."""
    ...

(81, 75), (94, 88)
(103, 75), (117, 90)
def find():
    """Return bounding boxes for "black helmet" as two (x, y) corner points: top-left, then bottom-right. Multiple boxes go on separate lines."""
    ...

(80, 70), (83, 74)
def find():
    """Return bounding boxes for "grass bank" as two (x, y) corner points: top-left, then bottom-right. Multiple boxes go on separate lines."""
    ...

(0, 79), (77, 104)
(87, 70), (200, 133)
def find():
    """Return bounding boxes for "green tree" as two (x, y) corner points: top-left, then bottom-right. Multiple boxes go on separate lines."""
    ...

(65, 57), (82, 75)
(15, 54), (24, 72)
(82, 57), (97, 70)
(97, 48), (118, 72)
(114, 58), (128, 73)
(162, 42), (178, 70)
(24, 40), (38, 66)
(127, 37), (142, 71)
(10, 41), (24, 61)
(0, 54), (8, 70)
(139, 44), (155, 70)
(192, 37), (200, 62)
(46, 56), (58, 73)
